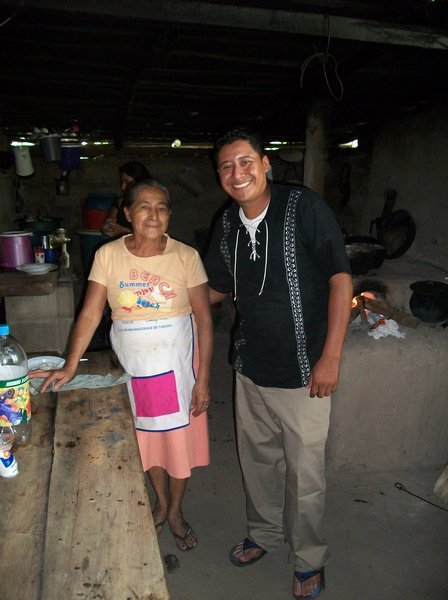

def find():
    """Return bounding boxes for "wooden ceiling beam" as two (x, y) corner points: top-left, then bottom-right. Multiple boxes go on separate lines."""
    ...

(2, 0), (448, 50)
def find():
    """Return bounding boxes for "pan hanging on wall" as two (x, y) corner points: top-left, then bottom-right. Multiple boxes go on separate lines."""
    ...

(375, 209), (416, 259)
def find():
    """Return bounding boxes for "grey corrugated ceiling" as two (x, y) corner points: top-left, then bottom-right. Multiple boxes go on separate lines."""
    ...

(0, 0), (447, 148)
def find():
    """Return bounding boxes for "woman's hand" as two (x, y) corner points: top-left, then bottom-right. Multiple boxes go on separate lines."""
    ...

(187, 282), (213, 417)
(190, 379), (210, 416)
(103, 220), (132, 237)
(101, 216), (117, 237)
(29, 365), (78, 393)
(101, 217), (129, 238)
(101, 203), (132, 238)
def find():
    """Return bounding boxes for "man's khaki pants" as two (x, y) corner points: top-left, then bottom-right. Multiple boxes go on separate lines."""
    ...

(235, 372), (331, 571)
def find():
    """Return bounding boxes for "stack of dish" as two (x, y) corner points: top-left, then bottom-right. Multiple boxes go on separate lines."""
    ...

(16, 263), (58, 275)
(28, 356), (65, 371)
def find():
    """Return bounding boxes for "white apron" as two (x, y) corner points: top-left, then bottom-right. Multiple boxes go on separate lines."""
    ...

(110, 314), (196, 432)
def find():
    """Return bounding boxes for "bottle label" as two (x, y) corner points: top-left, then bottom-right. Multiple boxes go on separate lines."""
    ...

(0, 374), (31, 428)
(35, 248), (45, 263)
(0, 450), (19, 477)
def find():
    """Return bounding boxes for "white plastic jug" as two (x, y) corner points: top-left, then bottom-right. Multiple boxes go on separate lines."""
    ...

(13, 145), (34, 177)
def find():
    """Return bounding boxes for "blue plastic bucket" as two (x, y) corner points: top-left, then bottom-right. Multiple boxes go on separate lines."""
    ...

(60, 144), (81, 171)
(85, 193), (117, 210)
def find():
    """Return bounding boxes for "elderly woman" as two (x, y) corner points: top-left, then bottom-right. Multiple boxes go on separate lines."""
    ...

(38, 178), (213, 551)
(101, 161), (150, 237)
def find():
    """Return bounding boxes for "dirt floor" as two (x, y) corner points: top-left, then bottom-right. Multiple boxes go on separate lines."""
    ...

(151, 331), (448, 600)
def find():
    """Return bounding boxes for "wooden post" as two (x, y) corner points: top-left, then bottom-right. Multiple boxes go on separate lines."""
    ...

(303, 95), (331, 197)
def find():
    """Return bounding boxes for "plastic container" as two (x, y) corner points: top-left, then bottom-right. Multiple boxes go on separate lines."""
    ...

(44, 247), (60, 264)
(82, 193), (116, 229)
(29, 217), (61, 247)
(85, 193), (117, 210)
(60, 144), (81, 171)
(34, 246), (45, 263)
(40, 134), (61, 162)
(13, 145), (34, 177)
(84, 209), (109, 230)
(0, 231), (34, 269)
(0, 324), (31, 477)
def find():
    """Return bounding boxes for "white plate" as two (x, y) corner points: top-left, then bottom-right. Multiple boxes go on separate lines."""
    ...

(16, 263), (58, 274)
(28, 356), (65, 371)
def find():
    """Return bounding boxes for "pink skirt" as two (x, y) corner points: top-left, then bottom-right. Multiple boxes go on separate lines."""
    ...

(136, 410), (209, 479)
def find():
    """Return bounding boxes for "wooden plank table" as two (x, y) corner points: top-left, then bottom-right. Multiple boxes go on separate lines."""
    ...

(0, 351), (170, 600)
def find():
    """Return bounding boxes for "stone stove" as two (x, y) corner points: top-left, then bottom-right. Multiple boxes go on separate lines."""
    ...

(327, 255), (448, 473)
(352, 255), (448, 323)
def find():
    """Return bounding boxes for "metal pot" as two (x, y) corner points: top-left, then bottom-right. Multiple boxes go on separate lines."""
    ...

(409, 280), (448, 323)
(345, 242), (386, 276)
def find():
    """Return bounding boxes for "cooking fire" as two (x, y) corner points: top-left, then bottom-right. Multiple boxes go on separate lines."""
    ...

(350, 292), (418, 329)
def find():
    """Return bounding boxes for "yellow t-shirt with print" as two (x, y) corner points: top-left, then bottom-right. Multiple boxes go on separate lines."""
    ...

(88, 234), (207, 321)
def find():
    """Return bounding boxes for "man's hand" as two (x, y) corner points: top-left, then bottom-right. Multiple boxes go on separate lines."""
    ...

(306, 355), (341, 398)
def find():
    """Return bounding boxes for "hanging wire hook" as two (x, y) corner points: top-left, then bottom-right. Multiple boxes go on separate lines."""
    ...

(300, 14), (344, 102)
(394, 482), (448, 512)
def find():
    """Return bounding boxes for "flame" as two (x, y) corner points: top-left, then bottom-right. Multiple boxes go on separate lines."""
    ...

(360, 291), (376, 300)
(352, 291), (377, 307)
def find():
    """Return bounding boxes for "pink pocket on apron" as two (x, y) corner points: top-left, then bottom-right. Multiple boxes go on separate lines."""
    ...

(131, 370), (179, 418)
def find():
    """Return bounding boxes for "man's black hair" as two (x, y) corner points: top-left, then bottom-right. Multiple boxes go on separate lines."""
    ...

(213, 128), (266, 164)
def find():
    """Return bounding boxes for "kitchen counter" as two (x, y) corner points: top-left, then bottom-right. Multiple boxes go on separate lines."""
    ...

(0, 268), (59, 297)
(2, 267), (75, 354)
(0, 351), (170, 600)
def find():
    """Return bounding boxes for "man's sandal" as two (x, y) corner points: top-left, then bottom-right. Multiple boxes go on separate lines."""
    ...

(293, 567), (325, 599)
(229, 537), (267, 567)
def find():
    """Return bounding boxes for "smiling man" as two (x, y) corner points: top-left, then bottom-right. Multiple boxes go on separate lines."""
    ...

(204, 128), (352, 599)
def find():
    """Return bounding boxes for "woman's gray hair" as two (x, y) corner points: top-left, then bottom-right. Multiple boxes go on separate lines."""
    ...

(123, 177), (171, 209)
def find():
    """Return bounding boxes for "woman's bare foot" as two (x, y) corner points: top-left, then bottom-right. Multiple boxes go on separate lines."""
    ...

(152, 506), (167, 536)
(168, 516), (198, 550)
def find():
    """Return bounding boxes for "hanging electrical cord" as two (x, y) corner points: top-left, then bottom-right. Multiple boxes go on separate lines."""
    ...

(300, 14), (344, 102)
(0, 14), (16, 29)
(394, 482), (448, 512)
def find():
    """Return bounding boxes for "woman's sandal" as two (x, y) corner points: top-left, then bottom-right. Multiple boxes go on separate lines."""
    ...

(293, 567), (325, 599)
(154, 519), (166, 536)
(170, 522), (197, 551)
